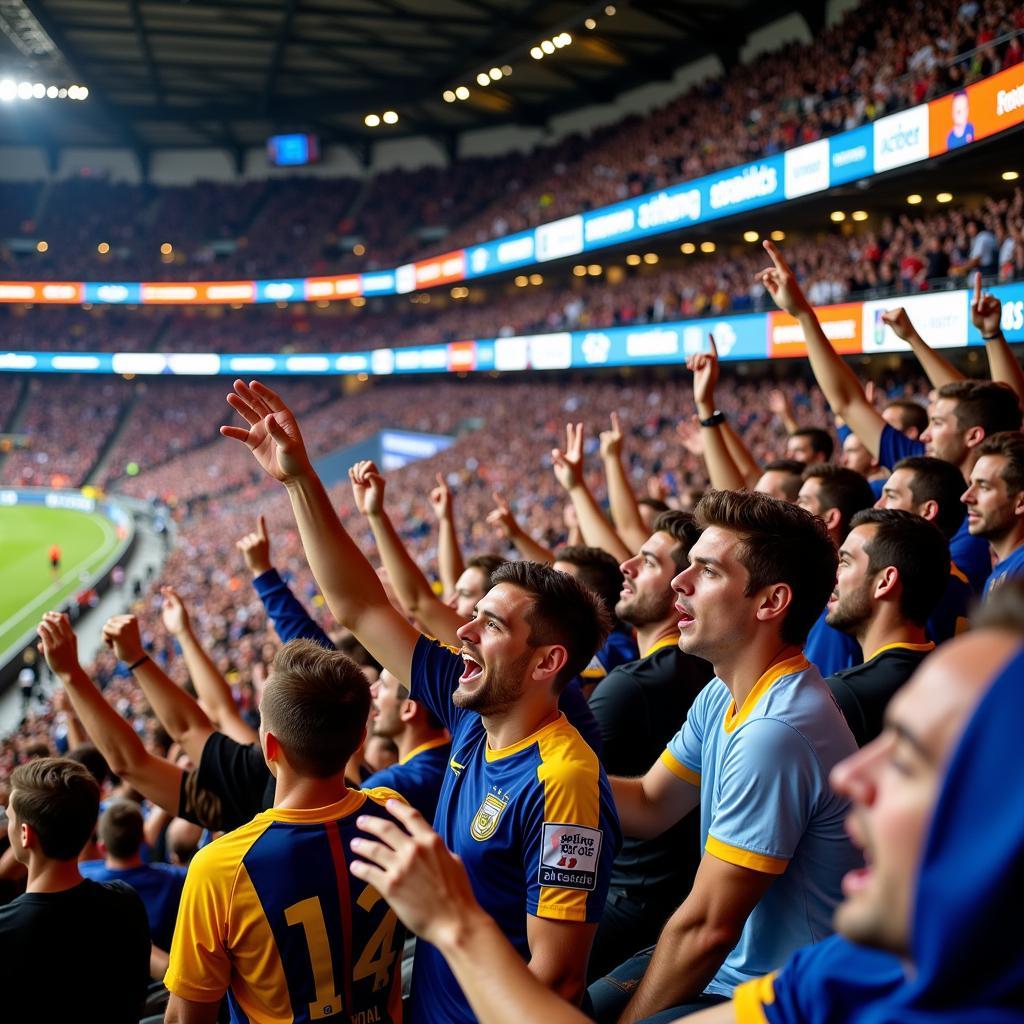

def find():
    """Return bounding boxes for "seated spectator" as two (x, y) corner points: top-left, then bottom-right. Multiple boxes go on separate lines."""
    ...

(0, 757), (150, 1022)
(825, 509), (949, 745)
(80, 798), (186, 953)
(346, 603), (1024, 1024)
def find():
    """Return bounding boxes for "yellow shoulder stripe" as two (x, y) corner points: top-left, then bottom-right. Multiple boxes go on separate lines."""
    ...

(732, 972), (779, 1023)
(658, 749), (701, 787)
(706, 835), (788, 875)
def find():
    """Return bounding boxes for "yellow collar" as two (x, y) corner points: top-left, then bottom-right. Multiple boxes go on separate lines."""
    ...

(644, 635), (679, 658)
(723, 653), (810, 733)
(865, 641), (935, 662)
(399, 735), (450, 766)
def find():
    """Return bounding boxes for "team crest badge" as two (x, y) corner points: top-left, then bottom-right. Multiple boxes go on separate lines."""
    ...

(470, 791), (509, 841)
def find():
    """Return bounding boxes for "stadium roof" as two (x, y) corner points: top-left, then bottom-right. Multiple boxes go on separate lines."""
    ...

(0, 0), (814, 160)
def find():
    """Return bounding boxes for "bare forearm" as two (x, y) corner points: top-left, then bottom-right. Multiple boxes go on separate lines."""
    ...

(603, 454), (648, 554)
(509, 526), (556, 564)
(986, 333), (1024, 402)
(610, 776), (663, 840)
(368, 510), (438, 617)
(285, 472), (392, 626)
(64, 711), (88, 750)
(694, 402), (746, 493)
(133, 660), (212, 760)
(620, 917), (735, 1023)
(439, 913), (590, 1024)
(177, 628), (256, 743)
(908, 333), (964, 389)
(721, 423), (761, 488)
(568, 485), (632, 563)
(437, 514), (465, 596)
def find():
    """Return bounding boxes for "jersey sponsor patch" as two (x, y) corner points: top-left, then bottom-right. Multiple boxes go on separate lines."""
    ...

(538, 822), (603, 891)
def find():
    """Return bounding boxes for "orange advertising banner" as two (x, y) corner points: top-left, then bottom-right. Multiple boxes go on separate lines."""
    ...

(768, 302), (863, 358)
(929, 61), (1024, 157)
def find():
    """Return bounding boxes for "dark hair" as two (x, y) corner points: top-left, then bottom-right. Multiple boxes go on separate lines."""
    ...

(637, 497), (670, 513)
(761, 459), (805, 502)
(893, 456), (967, 539)
(67, 744), (110, 788)
(10, 757), (99, 860)
(652, 509), (702, 569)
(98, 799), (145, 860)
(262, 639), (371, 778)
(938, 381), (1022, 437)
(884, 400), (928, 437)
(974, 431), (1024, 494)
(490, 561), (611, 691)
(554, 545), (624, 616)
(849, 509), (950, 626)
(467, 554), (508, 591)
(802, 464), (876, 537)
(694, 490), (837, 646)
(790, 427), (834, 460)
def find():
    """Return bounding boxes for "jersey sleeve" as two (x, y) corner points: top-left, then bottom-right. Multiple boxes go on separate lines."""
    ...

(164, 844), (233, 1002)
(252, 568), (334, 649)
(195, 731), (273, 831)
(523, 748), (618, 923)
(878, 423), (925, 471)
(409, 634), (466, 732)
(660, 681), (711, 788)
(705, 719), (819, 874)
(557, 679), (602, 755)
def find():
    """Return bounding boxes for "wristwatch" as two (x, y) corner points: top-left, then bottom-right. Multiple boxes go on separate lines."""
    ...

(699, 410), (726, 428)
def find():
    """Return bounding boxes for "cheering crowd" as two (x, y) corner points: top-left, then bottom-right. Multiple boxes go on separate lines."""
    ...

(1, 240), (1023, 1023)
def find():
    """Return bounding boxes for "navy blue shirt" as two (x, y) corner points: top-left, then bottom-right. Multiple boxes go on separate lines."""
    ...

(80, 860), (186, 951)
(805, 608), (861, 677)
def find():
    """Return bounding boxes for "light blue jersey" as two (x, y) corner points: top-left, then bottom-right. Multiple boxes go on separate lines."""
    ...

(662, 654), (860, 997)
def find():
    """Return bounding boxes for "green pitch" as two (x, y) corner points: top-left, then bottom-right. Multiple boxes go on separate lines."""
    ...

(0, 505), (121, 657)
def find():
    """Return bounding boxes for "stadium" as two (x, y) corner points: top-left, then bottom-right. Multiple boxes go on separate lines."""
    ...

(0, 0), (1022, 1021)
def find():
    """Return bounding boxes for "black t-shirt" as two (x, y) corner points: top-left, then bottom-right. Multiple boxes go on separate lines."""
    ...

(188, 731), (275, 832)
(589, 643), (713, 902)
(0, 878), (150, 1023)
(827, 645), (933, 747)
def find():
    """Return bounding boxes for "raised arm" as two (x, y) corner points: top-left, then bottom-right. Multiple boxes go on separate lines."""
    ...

(687, 335), (747, 493)
(974, 272), (1024, 402)
(101, 614), (215, 767)
(429, 473), (466, 598)
(879, 306), (965, 389)
(238, 514), (334, 649)
(552, 423), (632, 564)
(768, 389), (799, 435)
(352, 459), (465, 647)
(759, 240), (887, 457)
(160, 587), (258, 746)
(486, 493), (555, 564)
(220, 380), (420, 683)
(599, 412), (649, 554)
(37, 612), (184, 815)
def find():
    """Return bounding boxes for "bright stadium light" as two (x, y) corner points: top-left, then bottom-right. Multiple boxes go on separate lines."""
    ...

(541, 39), (555, 54)
(455, 85), (470, 100)
(770, 230), (786, 241)
(443, 89), (456, 102)
(36, 240), (48, 252)
(97, 242), (109, 254)
(46, 85), (57, 98)
(680, 242), (696, 254)
(907, 193), (923, 205)
(1003, 170), (1020, 181)
(643, 252), (658, 264)
(514, 275), (528, 287)
(364, 113), (381, 127)
(17, 81), (31, 99)
(529, 273), (543, 285)
(531, 46), (543, 59)
(936, 192), (953, 203)
(501, 65), (512, 75)
(830, 210), (846, 222)
(852, 210), (869, 221)
(31, 82), (44, 98)
(489, 67), (502, 80)
(0, 79), (14, 101)
(700, 241), (716, 253)
(605, 4), (617, 14)
(572, 264), (587, 276)
(585, 18), (597, 29)
(476, 72), (490, 86)
(626, 253), (641, 265)
(382, 110), (398, 124)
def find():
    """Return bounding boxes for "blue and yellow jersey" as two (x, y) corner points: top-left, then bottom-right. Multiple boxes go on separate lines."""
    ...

(408, 636), (620, 1024)
(579, 625), (639, 682)
(662, 654), (860, 997)
(928, 562), (973, 643)
(164, 789), (406, 1024)
(984, 543), (1024, 598)
(362, 736), (451, 820)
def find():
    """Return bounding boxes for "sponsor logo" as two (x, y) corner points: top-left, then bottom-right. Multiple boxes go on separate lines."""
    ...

(833, 144), (867, 167)
(708, 164), (778, 210)
(584, 207), (635, 244)
(497, 236), (534, 264)
(626, 329), (678, 358)
(535, 215), (584, 262)
(538, 822), (603, 891)
(580, 332), (611, 364)
(471, 790), (510, 841)
(997, 84), (1024, 116)
(637, 189), (701, 229)
(784, 140), (829, 199)
(873, 106), (929, 171)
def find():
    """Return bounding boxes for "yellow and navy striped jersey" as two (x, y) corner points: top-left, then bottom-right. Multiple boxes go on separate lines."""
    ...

(407, 636), (621, 1024)
(164, 789), (406, 1024)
